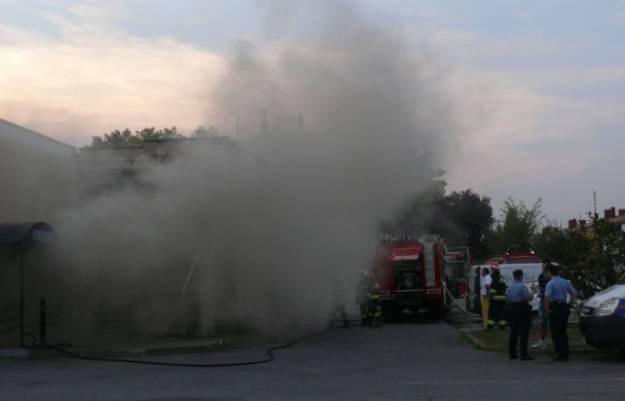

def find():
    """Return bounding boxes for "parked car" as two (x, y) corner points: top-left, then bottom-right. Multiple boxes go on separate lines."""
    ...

(579, 284), (625, 351)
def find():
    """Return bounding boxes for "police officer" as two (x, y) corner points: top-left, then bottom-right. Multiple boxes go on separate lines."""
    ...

(506, 269), (534, 360)
(488, 267), (508, 329)
(544, 263), (576, 361)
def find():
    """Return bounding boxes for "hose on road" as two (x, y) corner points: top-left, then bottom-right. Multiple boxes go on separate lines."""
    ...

(444, 284), (481, 318)
(50, 327), (337, 368)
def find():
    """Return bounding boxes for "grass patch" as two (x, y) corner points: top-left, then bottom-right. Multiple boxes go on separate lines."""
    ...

(465, 325), (594, 353)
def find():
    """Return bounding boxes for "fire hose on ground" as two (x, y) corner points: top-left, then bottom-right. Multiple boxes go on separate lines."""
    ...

(49, 326), (339, 368)
(443, 283), (481, 318)
(43, 285), (478, 367)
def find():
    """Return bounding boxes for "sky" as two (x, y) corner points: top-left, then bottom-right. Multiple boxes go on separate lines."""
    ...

(1, 0), (625, 223)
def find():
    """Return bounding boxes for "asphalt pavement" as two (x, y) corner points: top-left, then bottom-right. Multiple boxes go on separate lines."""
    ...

(2, 319), (625, 401)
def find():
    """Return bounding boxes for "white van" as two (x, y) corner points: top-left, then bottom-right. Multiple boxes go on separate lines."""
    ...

(465, 262), (544, 321)
(465, 265), (492, 314)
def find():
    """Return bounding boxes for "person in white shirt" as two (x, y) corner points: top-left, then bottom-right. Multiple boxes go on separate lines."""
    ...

(480, 268), (492, 329)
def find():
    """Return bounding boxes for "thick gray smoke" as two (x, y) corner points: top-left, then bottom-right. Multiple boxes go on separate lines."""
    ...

(46, 1), (456, 341)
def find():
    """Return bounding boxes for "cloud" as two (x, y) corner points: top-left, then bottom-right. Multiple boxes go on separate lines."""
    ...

(2, 1), (625, 221)
(427, 26), (625, 219)
(0, 9), (225, 145)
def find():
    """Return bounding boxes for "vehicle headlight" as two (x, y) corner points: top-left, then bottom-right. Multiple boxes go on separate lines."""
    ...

(595, 298), (620, 317)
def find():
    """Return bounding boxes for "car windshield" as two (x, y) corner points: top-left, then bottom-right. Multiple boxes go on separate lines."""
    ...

(498, 263), (543, 285)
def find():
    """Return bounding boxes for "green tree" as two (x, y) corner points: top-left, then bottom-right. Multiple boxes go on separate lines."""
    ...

(192, 126), (219, 138)
(533, 224), (568, 263)
(487, 198), (543, 255)
(438, 189), (494, 260)
(89, 126), (183, 148)
(561, 215), (625, 296)
(382, 184), (493, 261)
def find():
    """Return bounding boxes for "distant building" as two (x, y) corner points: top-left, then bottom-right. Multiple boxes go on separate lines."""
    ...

(568, 207), (625, 231)
(1, 120), (237, 348)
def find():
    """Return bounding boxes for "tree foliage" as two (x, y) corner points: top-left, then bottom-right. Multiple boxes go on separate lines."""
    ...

(533, 224), (567, 262)
(438, 189), (494, 260)
(486, 198), (543, 255)
(382, 185), (493, 261)
(560, 215), (625, 296)
(191, 126), (219, 138)
(89, 126), (221, 148)
(89, 127), (184, 148)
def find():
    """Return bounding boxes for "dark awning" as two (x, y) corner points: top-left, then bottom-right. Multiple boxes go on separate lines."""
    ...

(0, 222), (55, 248)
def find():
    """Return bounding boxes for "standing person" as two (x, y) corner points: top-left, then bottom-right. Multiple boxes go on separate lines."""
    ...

(480, 268), (492, 329)
(356, 270), (373, 326)
(488, 267), (508, 329)
(367, 292), (383, 327)
(544, 263), (576, 361)
(531, 260), (552, 350)
(506, 269), (534, 360)
(332, 278), (349, 328)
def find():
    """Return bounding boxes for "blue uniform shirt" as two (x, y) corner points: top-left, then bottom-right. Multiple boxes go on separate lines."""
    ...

(506, 280), (530, 303)
(545, 276), (576, 303)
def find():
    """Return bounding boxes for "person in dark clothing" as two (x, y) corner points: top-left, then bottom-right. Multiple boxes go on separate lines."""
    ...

(506, 269), (534, 360)
(332, 279), (349, 328)
(488, 268), (508, 329)
(356, 271), (373, 326)
(356, 270), (382, 327)
(531, 261), (552, 350)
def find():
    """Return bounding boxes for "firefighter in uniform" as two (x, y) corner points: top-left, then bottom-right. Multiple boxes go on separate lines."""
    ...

(331, 278), (349, 328)
(356, 270), (382, 327)
(357, 270), (373, 326)
(488, 266), (508, 329)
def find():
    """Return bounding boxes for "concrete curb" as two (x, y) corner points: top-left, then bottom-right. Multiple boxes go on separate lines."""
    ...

(459, 328), (599, 354)
(460, 329), (490, 350)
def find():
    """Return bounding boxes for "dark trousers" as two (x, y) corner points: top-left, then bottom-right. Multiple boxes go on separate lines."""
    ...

(508, 303), (531, 357)
(490, 299), (506, 325)
(550, 303), (570, 358)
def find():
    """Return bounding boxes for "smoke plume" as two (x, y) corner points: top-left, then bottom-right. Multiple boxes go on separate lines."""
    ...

(47, 1), (457, 340)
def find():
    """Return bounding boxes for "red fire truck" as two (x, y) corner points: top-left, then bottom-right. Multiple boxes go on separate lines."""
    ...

(372, 235), (450, 317)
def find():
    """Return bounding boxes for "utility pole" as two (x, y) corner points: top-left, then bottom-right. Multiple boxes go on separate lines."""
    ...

(593, 190), (598, 218)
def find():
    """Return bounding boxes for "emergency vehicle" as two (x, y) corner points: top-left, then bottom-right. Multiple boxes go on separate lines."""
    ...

(372, 235), (450, 317)
(465, 250), (543, 318)
(444, 246), (470, 297)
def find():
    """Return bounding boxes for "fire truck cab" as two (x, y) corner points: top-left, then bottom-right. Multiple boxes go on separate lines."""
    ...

(372, 235), (450, 317)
